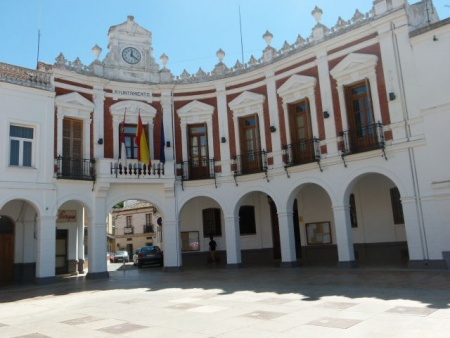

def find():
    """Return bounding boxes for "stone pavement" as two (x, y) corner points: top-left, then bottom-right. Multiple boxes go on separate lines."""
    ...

(1, 264), (450, 337)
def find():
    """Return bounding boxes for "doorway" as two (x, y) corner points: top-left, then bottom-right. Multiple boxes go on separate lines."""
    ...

(268, 197), (281, 259)
(55, 229), (68, 275)
(0, 216), (15, 284)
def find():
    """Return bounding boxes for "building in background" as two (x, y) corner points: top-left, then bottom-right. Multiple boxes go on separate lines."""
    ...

(111, 201), (161, 259)
(1, 0), (450, 285)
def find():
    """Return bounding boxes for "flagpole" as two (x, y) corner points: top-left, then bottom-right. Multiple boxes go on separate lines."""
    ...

(239, 5), (244, 64)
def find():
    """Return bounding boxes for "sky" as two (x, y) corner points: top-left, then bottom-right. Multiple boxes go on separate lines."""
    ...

(1, 0), (449, 77)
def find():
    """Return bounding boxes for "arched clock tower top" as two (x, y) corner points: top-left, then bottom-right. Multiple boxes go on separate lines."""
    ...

(103, 15), (160, 83)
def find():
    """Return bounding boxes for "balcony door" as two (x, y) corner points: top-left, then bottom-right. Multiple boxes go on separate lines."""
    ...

(345, 80), (375, 151)
(188, 123), (209, 179)
(288, 99), (314, 164)
(239, 114), (262, 173)
(62, 118), (83, 177)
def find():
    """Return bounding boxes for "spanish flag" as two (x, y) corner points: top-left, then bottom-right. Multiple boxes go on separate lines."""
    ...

(136, 113), (151, 166)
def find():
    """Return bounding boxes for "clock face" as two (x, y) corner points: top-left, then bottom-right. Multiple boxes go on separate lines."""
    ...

(122, 47), (141, 64)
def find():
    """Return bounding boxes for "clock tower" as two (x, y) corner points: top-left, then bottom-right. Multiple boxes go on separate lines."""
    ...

(103, 15), (160, 83)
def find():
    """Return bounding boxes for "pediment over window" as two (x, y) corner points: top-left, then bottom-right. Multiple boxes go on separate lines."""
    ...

(228, 91), (265, 111)
(110, 100), (156, 124)
(177, 100), (214, 120)
(277, 75), (317, 102)
(330, 53), (378, 80)
(56, 92), (95, 111)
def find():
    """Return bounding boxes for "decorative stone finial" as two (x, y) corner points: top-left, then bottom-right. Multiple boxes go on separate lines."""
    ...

(160, 53), (169, 68)
(312, 6), (323, 23)
(92, 44), (102, 60)
(263, 30), (273, 46)
(216, 49), (225, 63)
(127, 15), (135, 22)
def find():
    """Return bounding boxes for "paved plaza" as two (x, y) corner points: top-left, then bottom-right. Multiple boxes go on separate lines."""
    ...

(1, 263), (450, 337)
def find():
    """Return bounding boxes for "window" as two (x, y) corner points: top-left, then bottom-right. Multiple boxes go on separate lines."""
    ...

(390, 187), (404, 224)
(349, 194), (358, 228)
(145, 213), (152, 225)
(202, 208), (221, 237)
(345, 80), (374, 134)
(126, 216), (132, 226)
(288, 99), (316, 164)
(10, 125), (34, 167)
(239, 205), (256, 235)
(238, 115), (263, 174)
(119, 123), (149, 160)
(188, 123), (209, 179)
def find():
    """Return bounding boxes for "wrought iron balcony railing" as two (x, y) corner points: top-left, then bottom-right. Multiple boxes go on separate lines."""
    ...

(181, 157), (215, 181)
(341, 122), (385, 157)
(143, 224), (154, 233)
(234, 150), (268, 176)
(283, 138), (321, 167)
(55, 156), (96, 181)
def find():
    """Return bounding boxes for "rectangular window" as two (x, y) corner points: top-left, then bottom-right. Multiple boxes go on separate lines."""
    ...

(239, 205), (256, 235)
(120, 124), (139, 160)
(390, 187), (404, 224)
(202, 208), (222, 237)
(126, 216), (132, 226)
(145, 213), (152, 225)
(10, 125), (34, 167)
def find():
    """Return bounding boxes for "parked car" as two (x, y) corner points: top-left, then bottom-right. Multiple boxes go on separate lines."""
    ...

(136, 246), (163, 268)
(133, 248), (141, 266)
(110, 250), (129, 263)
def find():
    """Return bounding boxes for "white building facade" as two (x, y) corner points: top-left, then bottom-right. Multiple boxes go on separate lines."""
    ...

(1, 0), (450, 284)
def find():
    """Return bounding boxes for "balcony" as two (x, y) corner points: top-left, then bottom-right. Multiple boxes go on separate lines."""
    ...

(234, 150), (268, 176)
(283, 138), (321, 167)
(124, 226), (134, 235)
(181, 157), (215, 181)
(55, 156), (96, 181)
(341, 122), (385, 157)
(143, 224), (154, 233)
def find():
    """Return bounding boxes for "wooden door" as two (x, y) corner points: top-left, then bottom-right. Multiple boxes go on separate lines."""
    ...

(345, 80), (375, 151)
(63, 118), (83, 176)
(0, 217), (14, 284)
(239, 115), (262, 173)
(55, 229), (68, 275)
(289, 99), (313, 163)
(188, 124), (209, 179)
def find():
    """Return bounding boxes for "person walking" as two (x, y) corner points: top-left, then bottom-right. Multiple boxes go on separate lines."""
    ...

(209, 236), (217, 264)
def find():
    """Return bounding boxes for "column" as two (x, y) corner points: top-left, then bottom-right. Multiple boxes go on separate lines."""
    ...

(36, 215), (57, 281)
(162, 186), (182, 271)
(56, 110), (64, 157)
(161, 89), (174, 163)
(86, 194), (108, 279)
(332, 204), (356, 267)
(317, 50), (338, 155)
(93, 87), (105, 158)
(224, 216), (242, 268)
(265, 70), (283, 166)
(401, 197), (428, 265)
(277, 210), (297, 267)
(216, 84), (231, 174)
